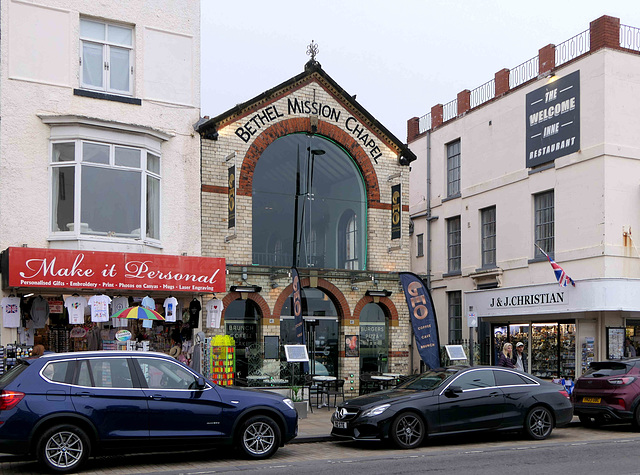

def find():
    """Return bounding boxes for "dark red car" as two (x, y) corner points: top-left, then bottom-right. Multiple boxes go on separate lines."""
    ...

(572, 359), (640, 427)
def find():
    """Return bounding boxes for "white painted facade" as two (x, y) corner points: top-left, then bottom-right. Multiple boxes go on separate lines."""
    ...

(0, 0), (201, 344)
(409, 46), (640, 377)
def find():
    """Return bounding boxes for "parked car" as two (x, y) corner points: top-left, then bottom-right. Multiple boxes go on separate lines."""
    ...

(572, 358), (640, 427)
(0, 351), (298, 473)
(331, 366), (572, 449)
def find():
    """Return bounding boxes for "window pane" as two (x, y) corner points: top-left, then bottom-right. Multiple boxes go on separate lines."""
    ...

(83, 142), (110, 164)
(146, 176), (160, 239)
(447, 217), (461, 273)
(481, 207), (496, 267)
(82, 42), (104, 88)
(89, 359), (133, 388)
(147, 153), (160, 174)
(42, 361), (74, 384)
(80, 20), (105, 41)
(52, 167), (75, 232)
(453, 370), (495, 390)
(448, 291), (462, 342)
(52, 142), (75, 162)
(81, 165), (141, 236)
(137, 358), (197, 390)
(109, 46), (130, 92)
(107, 24), (132, 46)
(115, 147), (140, 168)
(535, 191), (554, 257)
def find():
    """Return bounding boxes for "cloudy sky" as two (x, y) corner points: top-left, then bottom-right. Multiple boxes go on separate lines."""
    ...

(201, 0), (640, 142)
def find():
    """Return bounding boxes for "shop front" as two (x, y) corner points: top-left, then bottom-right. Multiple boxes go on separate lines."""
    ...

(0, 247), (225, 374)
(466, 278), (640, 380)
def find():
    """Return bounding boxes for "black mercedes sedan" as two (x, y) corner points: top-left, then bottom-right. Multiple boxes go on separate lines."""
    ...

(331, 366), (573, 449)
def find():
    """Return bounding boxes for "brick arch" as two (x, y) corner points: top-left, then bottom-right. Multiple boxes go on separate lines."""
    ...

(272, 277), (351, 321)
(237, 118), (381, 206)
(353, 296), (399, 324)
(221, 292), (271, 324)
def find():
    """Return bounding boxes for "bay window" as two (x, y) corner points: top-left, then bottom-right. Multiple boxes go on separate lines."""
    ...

(51, 140), (160, 241)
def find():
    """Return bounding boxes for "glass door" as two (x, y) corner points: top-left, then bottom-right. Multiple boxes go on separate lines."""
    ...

(530, 324), (558, 379)
(559, 323), (576, 379)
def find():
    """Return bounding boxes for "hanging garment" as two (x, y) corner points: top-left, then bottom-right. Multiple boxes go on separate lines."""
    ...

(0, 296), (21, 328)
(164, 296), (179, 323)
(30, 296), (50, 328)
(206, 298), (224, 328)
(188, 298), (201, 327)
(88, 294), (112, 323)
(65, 295), (88, 325)
(141, 295), (156, 310)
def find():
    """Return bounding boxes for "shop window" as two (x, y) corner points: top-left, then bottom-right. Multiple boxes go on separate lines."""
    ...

(446, 139), (461, 197)
(447, 216), (461, 274)
(80, 18), (133, 95)
(534, 190), (554, 258)
(252, 134), (366, 270)
(481, 206), (496, 267)
(225, 299), (261, 379)
(50, 140), (161, 241)
(359, 303), (389, 374)
(447, 291), (462, 343)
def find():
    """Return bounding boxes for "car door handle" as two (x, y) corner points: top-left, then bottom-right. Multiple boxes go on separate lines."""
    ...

(149, 394), (164, 400)
(74, 391), (92, 397)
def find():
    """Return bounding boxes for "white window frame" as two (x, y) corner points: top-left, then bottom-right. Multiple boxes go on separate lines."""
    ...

(79, 18), (134, 95)
(42, 116), (170, 247)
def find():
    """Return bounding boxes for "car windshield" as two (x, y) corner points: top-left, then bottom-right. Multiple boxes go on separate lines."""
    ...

(583, 361), (630, 377)
(397, 369), (457, 390)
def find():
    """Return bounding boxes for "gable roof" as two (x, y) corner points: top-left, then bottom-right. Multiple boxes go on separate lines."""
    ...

(196, 60), (416, 165)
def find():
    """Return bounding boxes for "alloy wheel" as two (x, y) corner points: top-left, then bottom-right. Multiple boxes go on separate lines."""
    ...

(527, 407), (553, 439)
(243, 420), (276, 456)
(393, 413), (424, 448)
(45, 430), (84, 470)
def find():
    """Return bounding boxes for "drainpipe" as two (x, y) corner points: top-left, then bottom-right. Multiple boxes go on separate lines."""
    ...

(426, 130), (432, 289)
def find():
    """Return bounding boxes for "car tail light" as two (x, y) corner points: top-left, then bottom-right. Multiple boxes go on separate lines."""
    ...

(559, 389), (570, 398)
(618, 398), (627, 410)
(0, 391), (24, 410)
(609, 377), (635, 386)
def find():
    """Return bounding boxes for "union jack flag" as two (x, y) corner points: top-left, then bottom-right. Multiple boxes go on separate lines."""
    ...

(536, 245), (576, 287)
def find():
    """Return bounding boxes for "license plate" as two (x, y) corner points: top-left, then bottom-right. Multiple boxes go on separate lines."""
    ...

(582, 397), (601, 403)
(333, 421), (347, 429)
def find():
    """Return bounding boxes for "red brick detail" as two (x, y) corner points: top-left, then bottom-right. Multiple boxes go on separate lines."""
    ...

(221, 292), (271, 324)
(272, 277), (351, 321)
(538, 44), (556, 75)
(369, 203), (409, 212)
(352, 295), (398, 324)
(431, 104), (443, 129)
(236, 118), (381, 207)
(389, 351), (409, 358)
(407, 117), (420, 142)
(495, 68), (510, 97)
(202, 184), (227, 194)
(457, 90), (471, 116)
(590, 15), (621, 51)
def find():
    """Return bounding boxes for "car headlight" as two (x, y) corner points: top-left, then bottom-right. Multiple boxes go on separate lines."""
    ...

(361, 404), (390, 418)
(283, 398), (295, 410)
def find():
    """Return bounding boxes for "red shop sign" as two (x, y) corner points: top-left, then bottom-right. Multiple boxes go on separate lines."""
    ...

(2, 247), (225, 293)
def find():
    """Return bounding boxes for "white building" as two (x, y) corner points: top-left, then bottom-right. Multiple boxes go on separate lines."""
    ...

(408, 15), (640, 378)
(0, 0), (203, 347)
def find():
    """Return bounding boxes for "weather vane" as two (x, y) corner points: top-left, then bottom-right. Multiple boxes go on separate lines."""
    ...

(306, 40), (319, 61)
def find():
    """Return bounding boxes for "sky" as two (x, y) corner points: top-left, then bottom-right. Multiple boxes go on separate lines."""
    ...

(201, 0), (640, 143)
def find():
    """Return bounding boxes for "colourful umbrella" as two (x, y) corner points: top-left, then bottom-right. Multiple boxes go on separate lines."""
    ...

(112, 306), (165, 320)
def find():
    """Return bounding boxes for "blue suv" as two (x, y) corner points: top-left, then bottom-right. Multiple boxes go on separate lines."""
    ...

(0, 351), (298, 472)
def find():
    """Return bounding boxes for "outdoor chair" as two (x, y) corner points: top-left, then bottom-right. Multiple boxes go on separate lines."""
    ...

(326, 379), (345, 410)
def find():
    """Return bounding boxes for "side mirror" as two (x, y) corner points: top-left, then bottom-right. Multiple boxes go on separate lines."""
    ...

(196, 377), (206, 390)
(445, 385), (463, 397)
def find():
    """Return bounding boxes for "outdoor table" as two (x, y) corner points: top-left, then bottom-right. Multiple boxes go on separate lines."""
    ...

(312, 376), (337, 407)
(247, 375), (268, 386)
(371, 375), (394, 390)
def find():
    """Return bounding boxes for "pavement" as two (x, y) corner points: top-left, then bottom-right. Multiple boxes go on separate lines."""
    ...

(292, 401), (583, 444)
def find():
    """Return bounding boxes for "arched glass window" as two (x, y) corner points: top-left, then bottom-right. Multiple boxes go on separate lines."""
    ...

(359, 302), (389, 373)
(252, 134), (367, 269)
(224, 299), (261, 379)
(280, 287), (339, 376)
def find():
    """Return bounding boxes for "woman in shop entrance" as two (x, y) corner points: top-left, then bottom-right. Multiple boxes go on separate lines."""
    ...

(498, 342), (515, 368)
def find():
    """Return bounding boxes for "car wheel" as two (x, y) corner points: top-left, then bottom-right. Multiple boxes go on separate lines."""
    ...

(390, 412), (425, 449)
(524, 406), (553, 440)
(237, 415), (281, 459)
(633, 406), (640, 430)
(36, 424), (91, 473)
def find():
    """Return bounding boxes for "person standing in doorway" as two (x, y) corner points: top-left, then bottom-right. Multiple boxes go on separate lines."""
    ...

(498, 343), (515, 368)
(513, 341), (528, 372)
